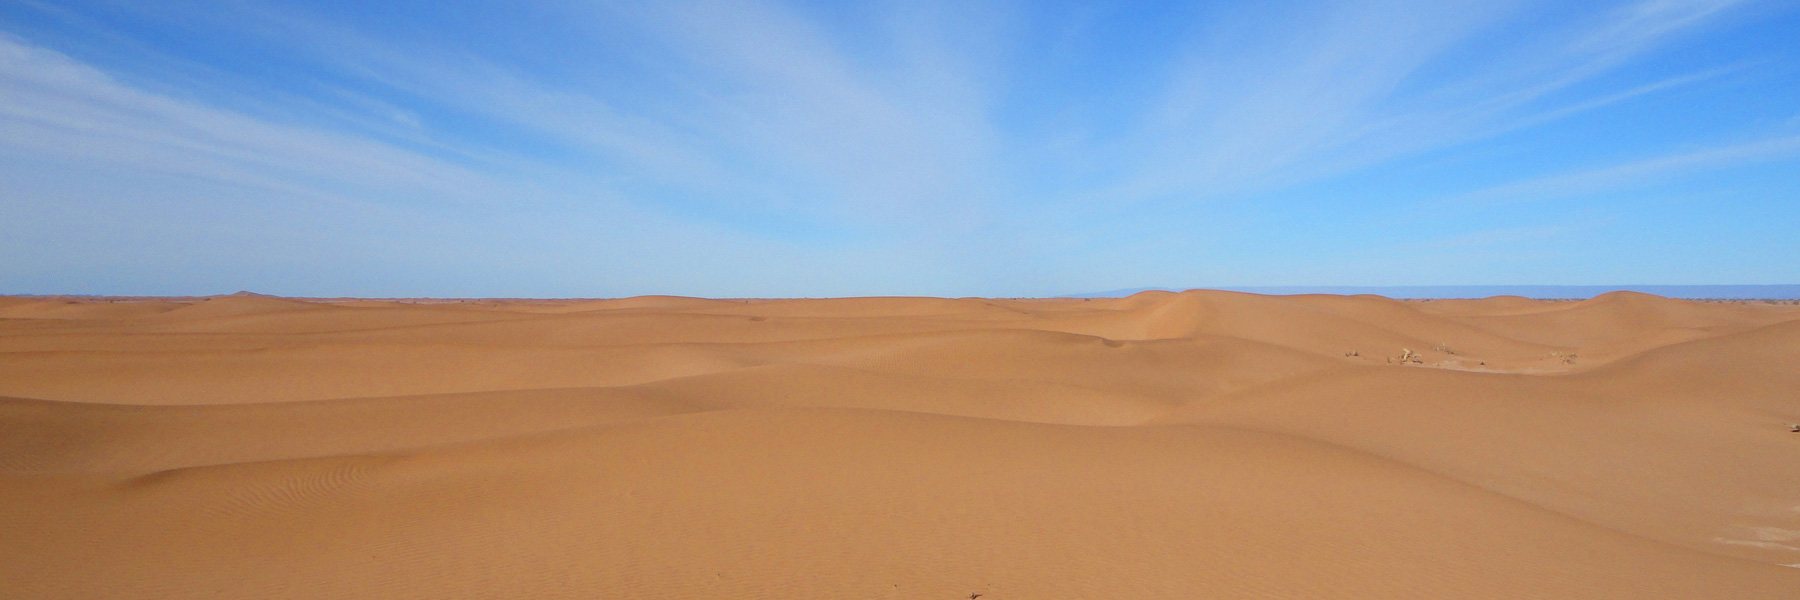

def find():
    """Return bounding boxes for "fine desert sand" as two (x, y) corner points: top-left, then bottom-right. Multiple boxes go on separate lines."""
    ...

(3, 290), (1800, 598)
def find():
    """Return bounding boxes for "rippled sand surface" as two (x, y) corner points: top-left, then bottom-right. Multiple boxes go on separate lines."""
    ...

(4, 290), (1799, 598)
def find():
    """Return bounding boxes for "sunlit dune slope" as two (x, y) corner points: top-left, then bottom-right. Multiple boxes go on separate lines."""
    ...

(2, 291), (1798, 598)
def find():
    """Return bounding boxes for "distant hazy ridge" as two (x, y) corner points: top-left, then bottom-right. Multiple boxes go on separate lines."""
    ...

(1071, 285), (1800, 299)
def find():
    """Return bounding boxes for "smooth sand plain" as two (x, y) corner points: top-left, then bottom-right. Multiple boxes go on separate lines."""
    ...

(3, 290), (1799, 598)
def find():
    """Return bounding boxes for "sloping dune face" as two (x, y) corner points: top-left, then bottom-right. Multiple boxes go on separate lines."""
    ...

(2, 291), (1799, 598)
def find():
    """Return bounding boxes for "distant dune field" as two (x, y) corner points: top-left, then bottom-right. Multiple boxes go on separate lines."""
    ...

(3, 290), (1799, 598)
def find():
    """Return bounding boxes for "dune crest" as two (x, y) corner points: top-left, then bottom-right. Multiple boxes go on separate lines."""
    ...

(3, 292), (1798, 598)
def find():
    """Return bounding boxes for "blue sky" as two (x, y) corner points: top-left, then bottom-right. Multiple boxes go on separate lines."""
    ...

(2, 0), (1797, 297)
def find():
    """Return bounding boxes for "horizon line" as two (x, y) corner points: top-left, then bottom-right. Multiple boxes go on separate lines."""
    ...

(7, 284), (1800, 302)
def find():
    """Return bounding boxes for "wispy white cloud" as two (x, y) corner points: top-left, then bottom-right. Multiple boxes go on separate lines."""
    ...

(0, 34), (492, 206)
(1498, 63), (1746, 133)
(13, 0), (1758, 225)
(0, 0), (1792, 295)
(591, 0), (1011, 223)
(1574, 0), (1748, 59)
(1080, 0), (1763, 207)
(107, 0), (1016, 229)
(1449, 134), (1800, 205)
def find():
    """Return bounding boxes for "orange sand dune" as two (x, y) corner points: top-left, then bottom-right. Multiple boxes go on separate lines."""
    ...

(3, 291), (1799, 598)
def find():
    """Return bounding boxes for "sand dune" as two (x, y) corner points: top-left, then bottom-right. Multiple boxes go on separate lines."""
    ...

(3, 291), (1798, 598)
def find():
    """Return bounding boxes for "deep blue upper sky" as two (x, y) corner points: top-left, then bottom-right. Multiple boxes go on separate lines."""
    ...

(2, 0), (1797, 297)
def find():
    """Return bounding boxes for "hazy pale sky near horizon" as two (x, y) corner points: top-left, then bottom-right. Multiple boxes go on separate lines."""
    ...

(2, 0), (1797, 297)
